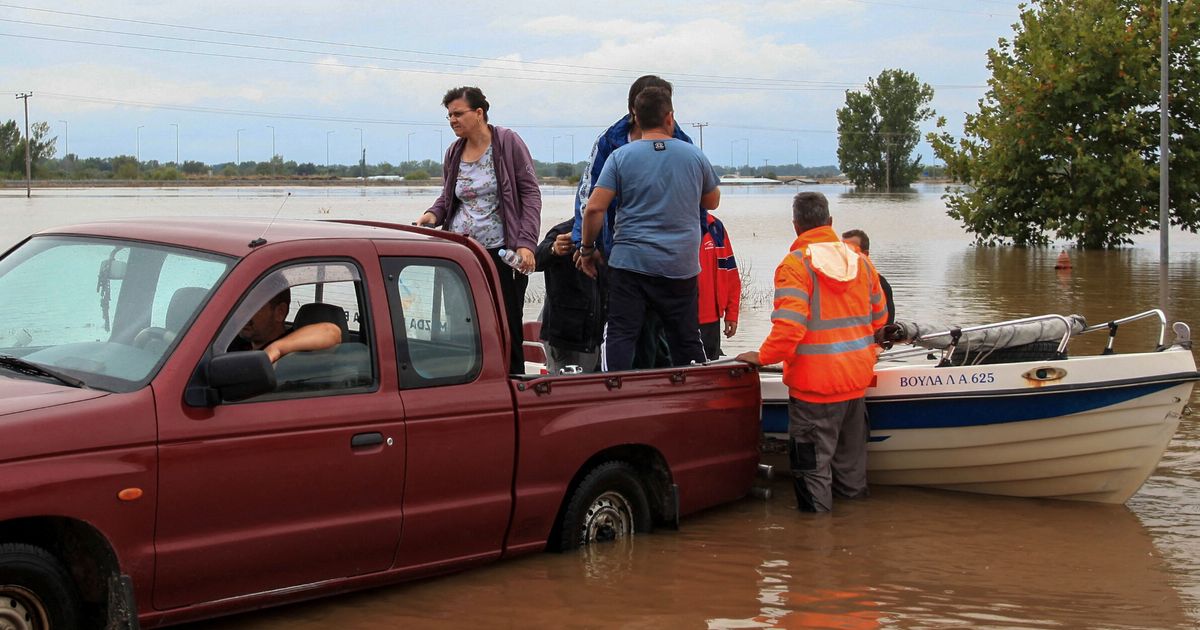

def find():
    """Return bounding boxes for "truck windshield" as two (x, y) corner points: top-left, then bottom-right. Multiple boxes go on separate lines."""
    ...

(0, 235), (233, 392)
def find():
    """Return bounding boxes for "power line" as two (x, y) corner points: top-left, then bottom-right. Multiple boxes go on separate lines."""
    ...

(0, 17), (870, 89)
(843, 0), (1015, 18)
(0, 2), (997, 88)
(3, 32), (900, 92)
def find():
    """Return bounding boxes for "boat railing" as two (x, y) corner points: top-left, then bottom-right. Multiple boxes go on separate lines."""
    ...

(879, 313), (1077, 364)
(880, 309), (1173, 364)
(1076, 309), (1167, 353)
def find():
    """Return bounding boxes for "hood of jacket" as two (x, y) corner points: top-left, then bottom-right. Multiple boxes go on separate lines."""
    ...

(792, 226), (860, 288)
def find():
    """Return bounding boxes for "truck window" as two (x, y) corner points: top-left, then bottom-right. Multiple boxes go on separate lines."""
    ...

(213, 261), (375, 400)
(383, 258), (481, 388)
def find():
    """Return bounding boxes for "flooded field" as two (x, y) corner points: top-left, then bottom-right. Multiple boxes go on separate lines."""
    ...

(2, 184), (1198, 628)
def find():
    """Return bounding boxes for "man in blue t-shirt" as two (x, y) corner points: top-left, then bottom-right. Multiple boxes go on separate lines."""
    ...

(576, 86), (721, 371)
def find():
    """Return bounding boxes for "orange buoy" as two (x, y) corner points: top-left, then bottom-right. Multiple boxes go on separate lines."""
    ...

(1054, 250), (1071, 270)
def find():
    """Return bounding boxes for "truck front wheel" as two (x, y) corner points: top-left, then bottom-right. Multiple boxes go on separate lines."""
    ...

(0, 544), (82, 630)
(559, 462), (652, 550)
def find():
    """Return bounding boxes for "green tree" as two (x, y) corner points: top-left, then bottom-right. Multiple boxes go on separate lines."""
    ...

(929, 0), (1200, 248)
(1, 120), (57, 178)
(404, 170), (430, 181)
(836, 69), (934, 190)
(112, 155), (139, 180)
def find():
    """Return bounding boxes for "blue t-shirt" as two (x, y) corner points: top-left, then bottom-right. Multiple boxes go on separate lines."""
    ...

(595, 138), (719, 279)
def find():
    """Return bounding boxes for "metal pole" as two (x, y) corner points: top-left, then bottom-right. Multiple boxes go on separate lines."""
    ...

(354, 128), (363, 180)
(1159, 0), (1170, 318)
(568, 134), (575, 164)
(793, 139), (799, 168)
(407, 132), (416, 164)
(266, 125), (275, 164)
(730, 139), (735, 171)
(743, 138), (750, 170)
(58, 119), (68, 177)
(236, 128), (244, 168)
(552, 136), (560, 163)
(326, 131), (334, 169)
(170, 123), (179, 165)
(16, 93), (31, 197)
(136, 125), (144, 178)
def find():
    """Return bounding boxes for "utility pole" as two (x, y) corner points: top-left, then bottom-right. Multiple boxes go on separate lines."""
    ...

(690, 122), (708, 150)
(552, 136), (560, 163)
(266, 125), (275, 175)
(730, 139), (736, 171)
(1159, 0), (1171, 318)
(354, 128), (364, 181)
(326, 130), (334, 170)
(793, 139), (800, 169)
(16, 93), (32, 198)
(742, 138), (750, 171)
(170, 123), (179, 166)
(58, 119), (68, 177)
(407, 132), (416, 165)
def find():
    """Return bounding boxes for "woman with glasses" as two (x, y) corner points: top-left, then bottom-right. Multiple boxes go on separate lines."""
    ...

(417, 86), (542, 374)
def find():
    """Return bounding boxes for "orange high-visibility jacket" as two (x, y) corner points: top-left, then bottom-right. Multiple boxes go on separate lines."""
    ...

(757, 226), (888, 403)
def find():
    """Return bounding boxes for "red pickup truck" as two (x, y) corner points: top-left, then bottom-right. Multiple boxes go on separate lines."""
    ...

(0, 217), (761, 628)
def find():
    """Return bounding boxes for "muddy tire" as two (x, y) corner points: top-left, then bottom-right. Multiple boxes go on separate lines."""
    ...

(558, 462), (653, 551)
(0, 544), (82, 630)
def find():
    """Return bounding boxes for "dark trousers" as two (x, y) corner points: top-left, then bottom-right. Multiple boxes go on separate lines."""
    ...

(787, 396), (869, 512)
(699, 321), (722, 360)
(488, 248), (529, 374)
(602, 267), (705, 372)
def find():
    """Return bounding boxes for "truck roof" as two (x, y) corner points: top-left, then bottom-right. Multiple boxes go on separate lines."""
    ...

(34, 216), (439, 257)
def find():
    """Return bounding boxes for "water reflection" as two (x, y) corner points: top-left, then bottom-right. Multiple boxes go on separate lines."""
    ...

(5, 185), (1200, 627)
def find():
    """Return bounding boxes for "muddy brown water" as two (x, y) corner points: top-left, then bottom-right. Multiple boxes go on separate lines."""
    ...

(3, 184), (1199, 628)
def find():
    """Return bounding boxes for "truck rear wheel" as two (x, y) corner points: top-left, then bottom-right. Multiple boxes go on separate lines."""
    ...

(0, 544), (82, 630)
(559, 462), (652, 550)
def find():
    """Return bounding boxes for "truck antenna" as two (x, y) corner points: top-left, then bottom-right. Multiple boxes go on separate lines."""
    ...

(249, 192), (292, 248)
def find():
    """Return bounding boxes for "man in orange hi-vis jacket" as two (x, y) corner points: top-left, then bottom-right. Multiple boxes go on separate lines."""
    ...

(737, 192), (888, 512)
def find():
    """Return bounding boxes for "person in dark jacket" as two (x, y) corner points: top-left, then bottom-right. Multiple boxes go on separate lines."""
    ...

(535, 219), (604, 373)
(841, 229), (894, 325)
(417, 86), (542, 374)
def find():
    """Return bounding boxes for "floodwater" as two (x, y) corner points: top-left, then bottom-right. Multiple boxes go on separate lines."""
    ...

(2, 184), (1199, 628)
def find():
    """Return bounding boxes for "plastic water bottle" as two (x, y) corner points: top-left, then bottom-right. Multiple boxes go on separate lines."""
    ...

(498, 249), (532, 275)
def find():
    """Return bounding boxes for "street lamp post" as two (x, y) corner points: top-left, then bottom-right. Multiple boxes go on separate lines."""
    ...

(742, 138), (750, 170)
(236, 128), (244, 170)
(266, 125), (275, 164)
(552, 136), (560, 164)
(793, 139), (800, 169)
(58, 119), (68, 176)
(326, 130), (334, 169)
(406, 132), (416, 165)
(136, 125), (144, 176)
(568, 134), (574, 164)
(170, 123), (179, 166)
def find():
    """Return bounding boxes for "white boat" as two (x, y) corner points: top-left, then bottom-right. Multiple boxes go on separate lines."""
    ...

(760, 310), (1198, 504)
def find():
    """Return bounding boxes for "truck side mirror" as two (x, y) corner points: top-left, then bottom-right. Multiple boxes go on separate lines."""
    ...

(206, 351), (277, 403)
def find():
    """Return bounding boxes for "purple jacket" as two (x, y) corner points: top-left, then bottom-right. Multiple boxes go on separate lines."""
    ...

(426, 125), (542, 252)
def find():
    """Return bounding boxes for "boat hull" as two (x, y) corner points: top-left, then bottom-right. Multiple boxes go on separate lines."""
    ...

(761, 349), (1198, 503)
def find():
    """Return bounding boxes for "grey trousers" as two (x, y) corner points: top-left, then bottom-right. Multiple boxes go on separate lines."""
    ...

(787, 396), (869, 512)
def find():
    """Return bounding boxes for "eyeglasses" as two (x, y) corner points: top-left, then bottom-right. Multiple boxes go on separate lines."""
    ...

(446, 109), (477, 120)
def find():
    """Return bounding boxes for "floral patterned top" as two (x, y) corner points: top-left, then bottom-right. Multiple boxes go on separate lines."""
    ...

(449, 145), (504, 249)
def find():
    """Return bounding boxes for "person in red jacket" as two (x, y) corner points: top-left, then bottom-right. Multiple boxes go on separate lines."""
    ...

(698, 213), (740, 360)
(737, 192), (888, 512)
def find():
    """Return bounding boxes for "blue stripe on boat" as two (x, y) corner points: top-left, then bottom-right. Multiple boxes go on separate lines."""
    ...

(761, 380), (1181, 434)
(867, 381), (1179, 430)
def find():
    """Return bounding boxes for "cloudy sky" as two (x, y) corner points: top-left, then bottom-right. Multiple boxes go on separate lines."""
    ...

(1, 0), (1023, 168)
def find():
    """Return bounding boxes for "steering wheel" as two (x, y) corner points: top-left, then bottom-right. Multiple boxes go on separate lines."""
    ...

(133, 327), (172, 350)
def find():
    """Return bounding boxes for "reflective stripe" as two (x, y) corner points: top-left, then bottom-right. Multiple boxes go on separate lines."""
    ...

(870, 291), (883, 305)
(807, 313), (873, 331)
(794, 334), (875, 355)
(772, 308), (808, 325)
(775, 287), (809, 301)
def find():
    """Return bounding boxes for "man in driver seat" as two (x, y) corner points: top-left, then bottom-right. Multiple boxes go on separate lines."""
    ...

(228, 290), (342, 362)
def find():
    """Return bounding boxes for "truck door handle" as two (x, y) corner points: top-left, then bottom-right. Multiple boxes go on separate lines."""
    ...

(351, 432), (384, 448)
